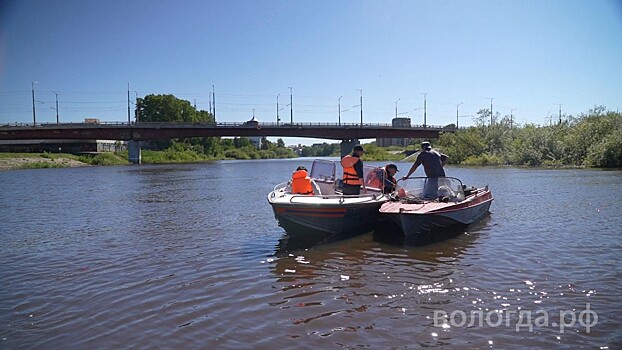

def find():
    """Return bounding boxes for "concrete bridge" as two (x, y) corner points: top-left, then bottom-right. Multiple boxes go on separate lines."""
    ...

(0, 121), (453, 162)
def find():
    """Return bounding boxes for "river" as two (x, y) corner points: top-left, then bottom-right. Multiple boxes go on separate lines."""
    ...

(1, 159), (621, 349)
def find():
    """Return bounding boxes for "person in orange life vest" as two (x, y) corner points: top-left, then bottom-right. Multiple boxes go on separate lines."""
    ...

(289, 166), (321, 195)
(382, 164), (399, 194)
(341, 145), (367, 195)
(365, 167), (384, 190)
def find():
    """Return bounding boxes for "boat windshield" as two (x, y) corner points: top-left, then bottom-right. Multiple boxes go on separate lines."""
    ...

(309, 159), (336, 182)
(399, 177), (465, 201)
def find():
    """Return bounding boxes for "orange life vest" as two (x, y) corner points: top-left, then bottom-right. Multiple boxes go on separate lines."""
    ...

(291, 170), (314, 195)
(341, 155), (362, 186)
(365, 167), (383, 190)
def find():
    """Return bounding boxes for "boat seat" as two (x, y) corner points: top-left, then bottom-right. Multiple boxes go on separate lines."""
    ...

(315, 180), (335, 195)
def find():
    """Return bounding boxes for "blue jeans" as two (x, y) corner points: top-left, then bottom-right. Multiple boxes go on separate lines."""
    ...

(423, 178), (439, 199)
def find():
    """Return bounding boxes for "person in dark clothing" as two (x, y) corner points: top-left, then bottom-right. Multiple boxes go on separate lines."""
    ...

(402, 141), (449, 198)
(341, 145), (367, 195)
(382, 164), (399, 194)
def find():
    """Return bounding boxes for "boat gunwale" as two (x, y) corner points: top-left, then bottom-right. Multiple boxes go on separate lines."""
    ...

(269, 182), (388, 205)
(380, 189), (493, 215)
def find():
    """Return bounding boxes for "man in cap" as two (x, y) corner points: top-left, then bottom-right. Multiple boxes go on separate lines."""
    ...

(382, 164), (399, 194)
(340, 145), (367, 195)
(402, 141), (449, 198)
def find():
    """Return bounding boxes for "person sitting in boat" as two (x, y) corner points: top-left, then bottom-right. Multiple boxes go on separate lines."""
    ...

(341, 145), (367, 195)
(382, 164), (399, 194)
(365, 167), (384, 191)
(402, 141), (449, 198)
(288, 166), (321, 195)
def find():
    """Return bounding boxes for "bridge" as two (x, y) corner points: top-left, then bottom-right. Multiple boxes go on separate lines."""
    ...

(0, 121), (453, 162)
(0, 121), (450, 140)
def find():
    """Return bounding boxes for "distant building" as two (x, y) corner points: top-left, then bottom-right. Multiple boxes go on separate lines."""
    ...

(244, 116), (262, 149)
(377, 117), (412, 147)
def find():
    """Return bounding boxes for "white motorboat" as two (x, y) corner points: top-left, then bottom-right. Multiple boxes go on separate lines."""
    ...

(267, 159), (390, 237)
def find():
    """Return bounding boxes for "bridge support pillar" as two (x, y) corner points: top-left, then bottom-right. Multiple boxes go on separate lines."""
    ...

(128, 140), (141, 164)
(340, 139), (360, 158)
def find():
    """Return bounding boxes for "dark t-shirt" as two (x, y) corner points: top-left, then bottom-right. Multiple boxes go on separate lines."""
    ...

(414, 149), (448, 177)
(352, 155), (364, 178)
(383, 173), (396, 194)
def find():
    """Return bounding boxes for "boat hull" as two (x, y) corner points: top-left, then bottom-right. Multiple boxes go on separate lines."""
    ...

(380, 190), (493, 239)
(268, 194), (388, 237)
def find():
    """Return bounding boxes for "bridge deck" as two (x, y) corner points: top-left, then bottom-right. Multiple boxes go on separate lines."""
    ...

(0, 122), (454, 141)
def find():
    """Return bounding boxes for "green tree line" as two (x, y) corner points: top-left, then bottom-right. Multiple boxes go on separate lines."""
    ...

(435, 106), (622, 167)
(135, 94), (296, 160)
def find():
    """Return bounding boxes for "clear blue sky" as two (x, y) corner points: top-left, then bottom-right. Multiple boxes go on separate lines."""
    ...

(1, 0), (621, 145)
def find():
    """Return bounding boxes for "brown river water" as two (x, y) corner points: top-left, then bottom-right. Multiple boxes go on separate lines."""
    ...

(1, 159), (621, 349)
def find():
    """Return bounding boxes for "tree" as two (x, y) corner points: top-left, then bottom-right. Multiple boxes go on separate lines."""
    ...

(136, 94), (214, 123)
(136, 94), (217, 150)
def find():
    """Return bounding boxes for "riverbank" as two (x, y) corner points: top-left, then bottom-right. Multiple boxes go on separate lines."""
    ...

(0, 154), (89, 170)
(0, 152), (127, 170)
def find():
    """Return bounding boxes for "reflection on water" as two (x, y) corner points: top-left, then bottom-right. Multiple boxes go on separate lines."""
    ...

(373, 214), (492, 247)
(1, 163), (621, 349)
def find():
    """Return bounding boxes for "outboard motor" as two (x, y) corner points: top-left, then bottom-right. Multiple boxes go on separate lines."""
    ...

(462, 184), (477, 197)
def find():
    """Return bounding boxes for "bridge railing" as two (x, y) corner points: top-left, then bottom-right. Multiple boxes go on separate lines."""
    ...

(1, 120), (452, 130)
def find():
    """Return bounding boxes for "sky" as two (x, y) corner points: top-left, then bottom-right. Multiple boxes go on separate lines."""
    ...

(1, 0), (621, 145)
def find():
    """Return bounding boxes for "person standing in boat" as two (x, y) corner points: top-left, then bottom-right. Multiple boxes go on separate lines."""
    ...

(341, 145), (367, 195)
(288, 166), (321, 195)
(402, 141), (449, 198)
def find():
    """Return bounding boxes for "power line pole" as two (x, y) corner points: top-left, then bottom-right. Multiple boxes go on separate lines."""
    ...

(338, 96), (342, 125)
(424, 93), (427, 127)
(289, 87), (293, 124)
(358, 89), (363, 126)
(277, 94), (285, 125)
(486, 97), (494, 125)
(556, 103), (562, 124)
(510, 108), (516, 129)
(52, 90), (59, 124)
(456, 102), (463, 129)
(135, 91), (140, 123)
(127, 83), (131, 124)
(212, 85), (216, 119)
(31, 81), (37, 126)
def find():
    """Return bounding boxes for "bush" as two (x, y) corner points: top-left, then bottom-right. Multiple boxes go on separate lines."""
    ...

(462, 153), (505, 166)
(78, 153), (128, 166)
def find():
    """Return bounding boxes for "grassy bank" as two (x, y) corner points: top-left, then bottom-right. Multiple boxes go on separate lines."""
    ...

(0, 152), (129, 170)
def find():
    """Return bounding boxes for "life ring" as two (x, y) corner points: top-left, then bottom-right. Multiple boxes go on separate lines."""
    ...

(256, 125), (261, 130)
